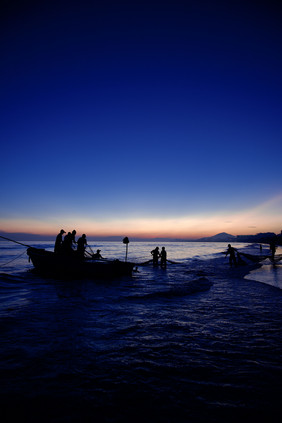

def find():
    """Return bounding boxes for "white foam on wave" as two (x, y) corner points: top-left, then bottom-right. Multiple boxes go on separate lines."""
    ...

(245, 261), (282, 289)
(243, 245), (282, 289)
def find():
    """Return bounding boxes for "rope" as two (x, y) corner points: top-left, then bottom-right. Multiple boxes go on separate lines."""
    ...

(0, 250), (27, 268)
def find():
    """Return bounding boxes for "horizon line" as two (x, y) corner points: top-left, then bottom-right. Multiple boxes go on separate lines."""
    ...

(0, 230), (279, 243)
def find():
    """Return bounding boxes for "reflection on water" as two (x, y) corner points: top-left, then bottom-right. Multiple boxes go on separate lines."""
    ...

(0, 241), (282, 422)
(245, 260), (282, 289)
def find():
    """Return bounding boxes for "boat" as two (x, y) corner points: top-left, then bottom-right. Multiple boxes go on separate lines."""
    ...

(27, 247), (136, 279)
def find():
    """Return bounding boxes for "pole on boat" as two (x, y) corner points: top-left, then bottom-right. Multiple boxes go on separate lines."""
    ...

(0, 235), (32, 248)
(123, 237), (129, 262)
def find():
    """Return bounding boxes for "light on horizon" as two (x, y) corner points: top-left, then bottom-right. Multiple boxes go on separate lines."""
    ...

(1, 194), (281, 238)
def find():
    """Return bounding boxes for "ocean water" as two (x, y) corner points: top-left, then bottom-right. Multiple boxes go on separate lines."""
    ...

(0, 241), (282, 423)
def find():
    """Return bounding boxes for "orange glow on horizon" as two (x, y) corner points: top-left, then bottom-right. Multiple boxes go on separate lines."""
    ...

(1, 194), (281, 239)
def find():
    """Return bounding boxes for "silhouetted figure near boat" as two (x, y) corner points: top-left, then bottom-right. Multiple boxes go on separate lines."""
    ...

(160, 247), (167, 268)
(54, 229), (66, 253)
(151, 247), (160, 266)
(92, 249), (103, 259)
(71, 230), (77, 247)
(225, 244), (237, 267)
(77, 234), (87, 259)
(62, 232), (73, 255)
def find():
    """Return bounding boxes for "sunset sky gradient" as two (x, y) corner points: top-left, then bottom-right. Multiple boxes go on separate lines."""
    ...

(1, 0), (281, 239)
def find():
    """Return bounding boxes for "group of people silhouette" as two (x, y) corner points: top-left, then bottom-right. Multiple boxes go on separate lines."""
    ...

(54, 229), (103, 259)
(151, 246), (167, 268)
(54, 229), (87, 258)
(54, 229), (103, 260)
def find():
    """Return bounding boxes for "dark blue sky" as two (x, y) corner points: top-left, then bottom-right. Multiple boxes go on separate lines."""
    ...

(1, 0), (282, 237)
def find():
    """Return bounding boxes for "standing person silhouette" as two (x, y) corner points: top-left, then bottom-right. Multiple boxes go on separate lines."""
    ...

(71, 230), (77, 247)
(269, 239), (277, 260)
(62, 232), (73, 255)
(160, 247), (167, 268)
(77, 234), (88, 259)
(151, 247), (160, 266)
(54, 229), (66, 253)
(225, 244), (237, 267)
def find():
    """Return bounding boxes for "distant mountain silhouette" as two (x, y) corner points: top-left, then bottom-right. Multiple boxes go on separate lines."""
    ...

(198, 231), (280, 244)
(197, 232), (236, 242)
(236, 232), (277, 243)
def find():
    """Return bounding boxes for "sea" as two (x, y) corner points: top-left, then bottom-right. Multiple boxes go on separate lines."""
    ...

(0, 240), (281, 423)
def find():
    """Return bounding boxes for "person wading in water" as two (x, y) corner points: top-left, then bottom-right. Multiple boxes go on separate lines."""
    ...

(160, 247), (167, 268)
(225, 244), (237, 267)
(151, 247), (160, 266)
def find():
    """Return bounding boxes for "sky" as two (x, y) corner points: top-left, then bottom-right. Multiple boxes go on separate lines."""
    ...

(1, 0), (282, 239)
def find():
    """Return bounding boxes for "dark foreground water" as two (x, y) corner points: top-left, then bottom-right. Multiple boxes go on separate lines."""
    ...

(0, 242), (281, 422)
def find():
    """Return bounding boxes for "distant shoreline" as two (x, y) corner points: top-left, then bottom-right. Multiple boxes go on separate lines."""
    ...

(1, 230), (281, 245)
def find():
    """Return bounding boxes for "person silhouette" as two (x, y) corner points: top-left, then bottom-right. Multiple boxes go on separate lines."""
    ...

(269, 239), (277, 260)
(54, 229), (66, 253)
(151, 247), (160, 266)
(77, 234), (87, 259)
(92, 249), (103, 259)
(62, 232), (73, 254)
(225, 244), (237, 267)
(71, 230), (77, 247)
(160, 247), (167, 268)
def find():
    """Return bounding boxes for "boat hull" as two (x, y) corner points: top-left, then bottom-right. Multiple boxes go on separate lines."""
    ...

(27, 247), (135, 279)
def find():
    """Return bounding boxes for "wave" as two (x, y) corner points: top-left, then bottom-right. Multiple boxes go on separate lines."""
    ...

(0, 272), (26, 282)
(128, 277), (213, 300)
